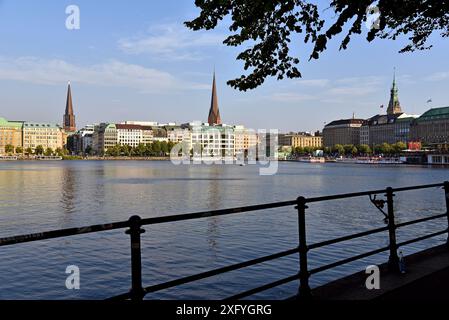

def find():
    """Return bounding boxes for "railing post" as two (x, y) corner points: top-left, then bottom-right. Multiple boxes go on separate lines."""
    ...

(296, 196), (311, 298)
(125, 215), (145, 300)
(444, 181), (449, 248)
(386, 187), (400, 272)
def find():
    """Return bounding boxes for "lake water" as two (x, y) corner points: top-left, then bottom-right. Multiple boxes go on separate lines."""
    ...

(0, 161), (448, 299)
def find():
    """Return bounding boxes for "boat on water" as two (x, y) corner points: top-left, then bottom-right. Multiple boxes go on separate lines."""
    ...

(335, 157), (358, 164)
(298, 157), (326, 163)
(0, 155), (18, 161)
(333, 157), (404, 165)
(35, 156), (63, 161)
(356, 157), (404, 165)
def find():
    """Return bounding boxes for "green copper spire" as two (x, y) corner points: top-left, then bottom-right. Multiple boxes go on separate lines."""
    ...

(387, 68), (402, 116)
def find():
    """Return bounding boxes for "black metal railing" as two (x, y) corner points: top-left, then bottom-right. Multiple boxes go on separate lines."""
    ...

(1, 181), (449, 300)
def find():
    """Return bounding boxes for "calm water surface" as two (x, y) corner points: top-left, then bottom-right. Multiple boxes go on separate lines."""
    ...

(0, 161), (448, 299)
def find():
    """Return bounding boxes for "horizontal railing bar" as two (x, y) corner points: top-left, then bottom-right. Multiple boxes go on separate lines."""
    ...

(393, 183), (444, 193)
(139, 201), (297, 226)
(396, 213), (447, 229)
(306, 189), (386, 203)
(309, 246), (390, 275)
(224, 273), (300, 301)
(308, 226), (389, 250)
(142, 247), (300, 295)
(305, 183), (444, 204)
(0, 221), (130, 247)
(397, 229), (448, 248)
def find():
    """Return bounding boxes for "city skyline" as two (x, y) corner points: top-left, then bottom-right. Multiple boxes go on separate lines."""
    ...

(0, 1), (449, 132)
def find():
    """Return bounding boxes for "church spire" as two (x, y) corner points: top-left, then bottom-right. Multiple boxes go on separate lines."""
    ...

(387, 68), (402, 116)
(208, 72), (222, 126)
(63, 81), (76, 132)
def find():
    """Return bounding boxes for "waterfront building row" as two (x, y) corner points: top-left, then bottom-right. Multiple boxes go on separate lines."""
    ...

(323, 106), (449, 150)
(83, 121), (258, 157)
(0, 117), (66, 154)
(322, 73), (449, 150)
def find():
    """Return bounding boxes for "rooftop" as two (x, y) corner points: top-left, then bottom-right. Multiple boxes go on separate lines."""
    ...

(417, 106), (449, 122)
(116, 124), (153, 131)
(325, 118), (365, 128)
(23, 122), (61, 129)
(0, 117), (23, 128)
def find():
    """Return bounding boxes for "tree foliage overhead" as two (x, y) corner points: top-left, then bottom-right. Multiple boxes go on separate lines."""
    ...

(185, 0), (449, 91)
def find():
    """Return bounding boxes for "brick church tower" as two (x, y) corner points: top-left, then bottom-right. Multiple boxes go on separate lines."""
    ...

(63, 81), (76, 133)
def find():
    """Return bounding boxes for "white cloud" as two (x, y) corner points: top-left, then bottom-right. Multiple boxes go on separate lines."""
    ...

(296, 79), (330, 87)
(269, 75), (384, 104)
(0, 56), (208, 93)
(327, 76), (384, 96)
(270, 92), (315, 102)
(118, 23), (224, 61)
(424, 71), (449, 82)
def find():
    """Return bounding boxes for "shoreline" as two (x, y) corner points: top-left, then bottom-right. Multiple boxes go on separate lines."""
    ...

(0, 156), (172, 161)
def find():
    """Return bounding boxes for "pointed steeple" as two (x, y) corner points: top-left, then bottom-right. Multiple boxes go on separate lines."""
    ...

(387, 68), (402, 116)
(65, 81), (73, 115)
(208, 72), (222, 126)
(63, 81), (76, 132)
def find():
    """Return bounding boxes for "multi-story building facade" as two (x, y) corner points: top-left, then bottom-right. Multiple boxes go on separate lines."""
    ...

(122, 121), (158, 145)
(410, 106), (449, 148)
(93, 123), (118, 155)
(234, 125), (258, 157)
(361, 114), (418, 147)
(93, 122), (174, 155)
(323, 118), (364, 148)
(22, 122), (65, 152)
(166, 126), (191, 150)
(0, 117), (23, 154)
(190, 123), (235, 159)
(359, 122), (370, 146)
(279, 133), (323, 149)
(70, 124), (96, 155)
(116, 124), (147, 148)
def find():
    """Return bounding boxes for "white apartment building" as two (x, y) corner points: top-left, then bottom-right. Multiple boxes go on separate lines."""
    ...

(189, 123), (235, 159)
(116, 124), (146, 148)
(79, 124), (95, 152)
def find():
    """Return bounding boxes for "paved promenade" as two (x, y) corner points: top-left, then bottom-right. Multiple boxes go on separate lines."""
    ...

(313, 244), (449, 300)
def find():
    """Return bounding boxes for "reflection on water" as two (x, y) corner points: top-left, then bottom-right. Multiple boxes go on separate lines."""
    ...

(61, 165), (76, 214)
(0, 161), (449, 299)
(206, 166), (223, 254)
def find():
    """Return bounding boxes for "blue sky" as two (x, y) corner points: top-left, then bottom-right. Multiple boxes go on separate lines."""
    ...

(0, 0), (448, 132)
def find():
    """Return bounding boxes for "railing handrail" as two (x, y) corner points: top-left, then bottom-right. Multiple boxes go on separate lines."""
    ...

(1, 181), (448, 300)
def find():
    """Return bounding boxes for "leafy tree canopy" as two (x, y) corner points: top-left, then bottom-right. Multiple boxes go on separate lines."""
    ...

(186, 0), (449, 91)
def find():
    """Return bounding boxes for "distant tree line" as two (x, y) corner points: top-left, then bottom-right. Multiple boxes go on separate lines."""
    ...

(290, 146), (323, 156)
(3, 144), (67, 157)
(105, 141), (176, 157)
(325, 142), (407, 157)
